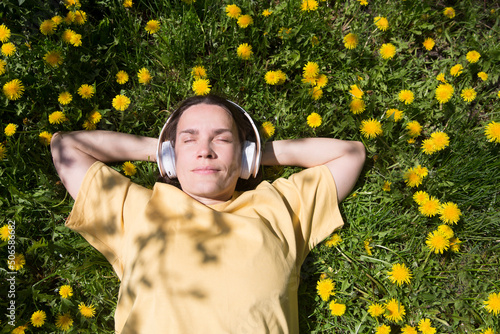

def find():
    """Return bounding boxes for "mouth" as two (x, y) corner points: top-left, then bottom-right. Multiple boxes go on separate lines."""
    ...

(192, 166), (220, 174)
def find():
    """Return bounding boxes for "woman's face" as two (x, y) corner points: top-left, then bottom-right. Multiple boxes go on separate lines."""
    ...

(174, 103), (242, 205)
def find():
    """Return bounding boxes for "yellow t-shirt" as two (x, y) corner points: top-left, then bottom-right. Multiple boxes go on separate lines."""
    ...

(66, 161), (343, 334)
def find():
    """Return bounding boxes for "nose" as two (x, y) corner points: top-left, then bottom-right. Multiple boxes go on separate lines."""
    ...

(196, 140), (215, 159)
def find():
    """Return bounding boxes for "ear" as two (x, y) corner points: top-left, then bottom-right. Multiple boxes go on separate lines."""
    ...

(157, 141), (177, 178)
(240, 141), (256, 179)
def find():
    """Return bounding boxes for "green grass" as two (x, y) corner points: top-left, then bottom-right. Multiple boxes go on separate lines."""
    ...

(1, 0), (499, 332)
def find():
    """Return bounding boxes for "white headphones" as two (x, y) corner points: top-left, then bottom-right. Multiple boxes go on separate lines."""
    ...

(156, 99), (261, 180)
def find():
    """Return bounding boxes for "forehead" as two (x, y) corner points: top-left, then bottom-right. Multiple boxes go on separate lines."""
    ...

(176, 103), (236, 132)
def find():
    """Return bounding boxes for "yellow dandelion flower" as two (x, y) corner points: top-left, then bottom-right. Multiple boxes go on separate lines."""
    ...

(49, 111), (68, 124)
(408, 138), (416, 144)
(59, 284), (73, 298)
(415, 165), (428, 178)
(78, 302), (96, 318)
(83, 120), (96, 130)
(443, 7), (455, 19)
(481, 328), (495, 334)
(316, 278), (335, 301)
(386, 108), (403, 121)
(8, 253), (25, 270)
(55, 313), (73, 331)
(404, 168), (422, 187)
(62, 29), (75, 43)
(380, 43), (396, 60)
(418, 318), (437, 334)
(419, 196), (441, 217)
(484, 121), (500, 143)
(422, 37), (435, 51)
(357, 0), (368, 5)
(461, 88), (476, 102)
(261, 121), (275, 138)
(350, 98), (365, 114)
(39, 131), (52, 145)
(145, 20), (160, 34)
(78, 84), (94, 99)
(382, 181), (391, 192)
(398, 90), (414, 105)
(1, 42), (16, 56)
(401, 325), (418, 334)
(360, 119), (383, 138)
(421, 138), (437, 154)
(3, 79), (24, 100)
(343, 33), (358, 49)
(265, 70), (281, 85)
(69, 33), (82, 47)
(88, 110), (102, 124)
(413, 191), (429, 205)
(51, 15), (62, 24)
(349, 84), (363, 99)
(466, 50), (481, 63)
(11, 325), (28, 334)
(31, 310), (46, 327)
(236, 43), (252, 60)
(315, 74), (328, 88)
(301, 0), (319, 12)
(43, 50), (63, 67)
(302, 76), (317, 86)
(437, 224), (454, 239)
(376, 324), (391, 334)
(0, 24), (11, 42)
(122, 161), (137, 176)
(325, 233), (342, 247)
(64, 0), (81, 9)
(0, 59), (7, 75)
(310, 86), (323, 100)
(262, 9), (272, 17)
(112, 95), (131, 111)
(329, 300), (346, 316)
(368, 303), (385, 317)
(5, 123), (17, 136)
(435, 83), (454, 103)
(450, 64), (463, 77)
(484, 292), (500, 315)
(406, 120), (422, 137)
(116, 70), (129, 84)
(123, 0), (133, 8)
(65, 11), (76, 24)
(0, 143), (6, 159)
(430, 131), (449, 151)
(307, 112), (322, 128)
(303, 61), (319, 79)
(137, 67), (152, 85)
(237, 15), (253, 28)
(384, 298), (405, 322)
(426, 230), (450, 253)
(191, 66), (207, 79)
(374, 16), (389, 31)
(73, 10), (87, 25)
(0, 224), (12, 241)
(436, 73), (447, 83)
(39, 19), (56, 35)
(364, 238), (373, 255)
(439, 202), (461, 224)
(192, 78), (211, 96)
(478, 72), (488, 81)
(388, 263), (412, 286)
(58, 92), (72, 105)
(225, 4), (241, 19)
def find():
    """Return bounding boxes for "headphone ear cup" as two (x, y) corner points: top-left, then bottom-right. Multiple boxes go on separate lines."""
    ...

(160, 141), (177, 178)
(240, 141), (256, 180)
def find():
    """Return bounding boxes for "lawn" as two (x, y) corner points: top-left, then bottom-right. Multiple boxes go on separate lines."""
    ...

(0, 0), (499, 333)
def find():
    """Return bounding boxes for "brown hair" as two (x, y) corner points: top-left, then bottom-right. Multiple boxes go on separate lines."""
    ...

(157, 94), (263, 191)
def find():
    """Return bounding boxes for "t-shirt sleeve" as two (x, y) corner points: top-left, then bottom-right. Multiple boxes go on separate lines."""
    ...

(65, 161), (150, 279)
(271, 165), (344, 263)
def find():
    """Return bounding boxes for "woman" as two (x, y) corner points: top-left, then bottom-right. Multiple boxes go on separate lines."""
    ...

(51, 95), (365, 334)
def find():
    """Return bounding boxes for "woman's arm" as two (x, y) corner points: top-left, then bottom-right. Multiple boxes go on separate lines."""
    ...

(51, 130), (158, 200)
(261, 138), (366, 201)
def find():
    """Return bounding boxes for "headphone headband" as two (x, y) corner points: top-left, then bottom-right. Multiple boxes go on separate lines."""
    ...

(156, 98), (261, 179)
